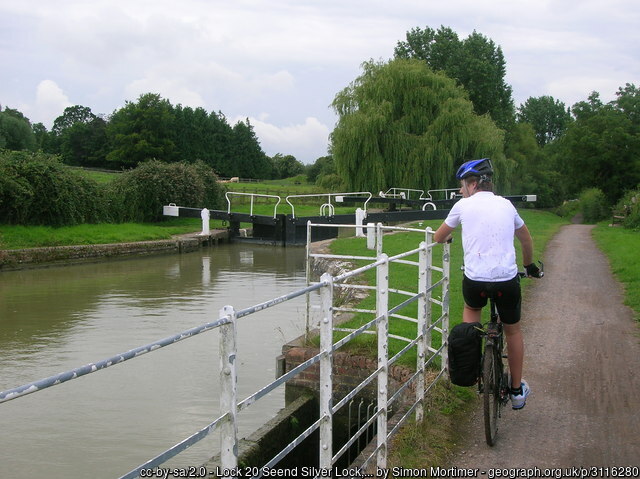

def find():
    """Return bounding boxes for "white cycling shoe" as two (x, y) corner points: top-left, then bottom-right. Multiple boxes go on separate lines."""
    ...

(510, 380), (530, 410)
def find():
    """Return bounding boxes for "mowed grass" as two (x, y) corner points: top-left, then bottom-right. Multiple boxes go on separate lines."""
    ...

(592, 224), (640, 320)
(323, 209), (567, 367)
(0, 218), (203, 249)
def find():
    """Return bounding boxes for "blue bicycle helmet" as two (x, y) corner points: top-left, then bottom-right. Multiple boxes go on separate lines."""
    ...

(455, 158), (494, 180)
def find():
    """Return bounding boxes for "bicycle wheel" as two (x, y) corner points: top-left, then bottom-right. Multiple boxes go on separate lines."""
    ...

(483, 343), (499, 446)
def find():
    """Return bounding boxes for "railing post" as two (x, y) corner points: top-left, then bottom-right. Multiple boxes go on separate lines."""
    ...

(416, 239), (431, 422)
(441, 241), (451, 375)
(305, 220), (312, 342)
(376, 223), (383, 256)
(424, 228), (434, 354)
(376, 253), (389, 468)
(200, 208), (210, 236)
(319, 273), (334, 469)
(220, 305), (238, 478)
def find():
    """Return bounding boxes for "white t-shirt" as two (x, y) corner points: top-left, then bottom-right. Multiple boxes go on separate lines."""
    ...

(444, 191), (525, 282)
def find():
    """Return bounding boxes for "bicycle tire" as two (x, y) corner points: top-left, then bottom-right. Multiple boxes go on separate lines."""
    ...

(483, 343), (499, 446)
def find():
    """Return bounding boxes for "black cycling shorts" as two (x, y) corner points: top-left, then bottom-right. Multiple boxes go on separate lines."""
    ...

(462, 275), (522, 324)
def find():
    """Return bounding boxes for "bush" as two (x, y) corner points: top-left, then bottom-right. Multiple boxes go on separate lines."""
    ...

(554, 199), (580, 220)
(108, 160), (226, 222)
(0, 150), (108, 226)
(614, 188), (640, 229)
(579, 188), (609, 223)
(316, 173), (345, 192)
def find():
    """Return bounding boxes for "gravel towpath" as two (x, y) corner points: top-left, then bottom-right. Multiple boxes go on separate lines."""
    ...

(448, 224), (640, 472)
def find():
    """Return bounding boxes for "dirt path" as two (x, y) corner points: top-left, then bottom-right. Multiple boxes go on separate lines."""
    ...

(448, 224), (640, 471)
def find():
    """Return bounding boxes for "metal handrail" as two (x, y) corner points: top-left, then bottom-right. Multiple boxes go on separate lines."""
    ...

(225, 191), (282, 218)
(285, 191), (372, 218)
(380, 187), (425, 200)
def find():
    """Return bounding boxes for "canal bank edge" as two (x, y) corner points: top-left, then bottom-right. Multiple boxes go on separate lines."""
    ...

(0, 230), (230, 271)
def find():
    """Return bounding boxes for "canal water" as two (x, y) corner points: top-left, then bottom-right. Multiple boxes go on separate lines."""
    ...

(0, 244), (318, 478)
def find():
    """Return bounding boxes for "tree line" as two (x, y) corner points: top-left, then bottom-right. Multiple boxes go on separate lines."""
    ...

(0, 93), (305, 180)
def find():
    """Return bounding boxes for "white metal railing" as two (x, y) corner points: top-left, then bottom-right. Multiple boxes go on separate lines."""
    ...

(304, 221), (450, 470)
(225, 191), (282, 218)
(0, 224), (450, 478)
(379, 188), (425, 200)
(286, 192), (373, 218)
(425, 188), (460, 201)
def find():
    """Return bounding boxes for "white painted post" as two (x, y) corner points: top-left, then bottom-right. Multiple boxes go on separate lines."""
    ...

(376, 254), (389, 468)
(319, 273), (334, 469)
(219, 305), (238, 477)
(355, 208), (366, 237)
(441, 242), (451, 375)
(424, 228), (434, 356)
(416, 241), (429, 422)
(366, 223), (375, 250)
(200, 208), (210, 236)
(305, 221), (312, 342)
(376, 223), (383, 257)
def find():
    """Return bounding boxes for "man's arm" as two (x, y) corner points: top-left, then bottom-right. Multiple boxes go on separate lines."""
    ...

(515, 224), (534, 266)
(434, 222), (455, 243)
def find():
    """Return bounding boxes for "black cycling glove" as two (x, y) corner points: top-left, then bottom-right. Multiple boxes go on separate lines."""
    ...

(524, 262), (542, 278)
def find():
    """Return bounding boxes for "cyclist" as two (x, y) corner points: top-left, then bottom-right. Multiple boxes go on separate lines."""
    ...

(434, 158), (542, 409)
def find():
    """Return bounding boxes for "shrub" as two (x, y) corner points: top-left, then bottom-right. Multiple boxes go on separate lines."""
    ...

(108, 160), (226, 222)
(614, 187), (640, 229)
(579, 188), (609, 223)
(316, 173), (345, 192)
(0, 150), (108, 226)
(555, 199), (580, 220)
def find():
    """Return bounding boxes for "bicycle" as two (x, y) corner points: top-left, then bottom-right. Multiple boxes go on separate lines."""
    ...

(477, 263), (543, 446)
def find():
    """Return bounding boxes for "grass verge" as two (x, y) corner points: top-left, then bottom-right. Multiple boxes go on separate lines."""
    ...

(591, 224), (640, 321)
(0, 218), (203, 249)
(388, 383), (477, 470)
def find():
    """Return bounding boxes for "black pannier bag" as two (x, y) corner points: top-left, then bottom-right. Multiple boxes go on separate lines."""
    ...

(447, 322), (482, 386)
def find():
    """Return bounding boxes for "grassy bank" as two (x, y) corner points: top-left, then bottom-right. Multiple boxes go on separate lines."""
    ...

(0, 218), (204, 249)
(592, 224), (640, 320)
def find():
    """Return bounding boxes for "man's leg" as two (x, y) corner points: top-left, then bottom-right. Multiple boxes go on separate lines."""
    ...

(503, 322), (523, 389)
(463, 304), (482, 323)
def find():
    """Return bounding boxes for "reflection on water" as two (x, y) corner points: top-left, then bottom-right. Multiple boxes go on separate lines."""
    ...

(0, 244), (314, 479)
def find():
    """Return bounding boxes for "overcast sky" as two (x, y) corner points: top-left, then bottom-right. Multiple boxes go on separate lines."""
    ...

(1, 0), (638, 163)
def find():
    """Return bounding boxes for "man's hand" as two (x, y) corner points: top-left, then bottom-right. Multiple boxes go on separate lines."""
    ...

(524, 262), (543, 278)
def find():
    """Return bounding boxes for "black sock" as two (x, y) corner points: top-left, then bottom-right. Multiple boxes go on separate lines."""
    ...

(510, 385), (523, 395)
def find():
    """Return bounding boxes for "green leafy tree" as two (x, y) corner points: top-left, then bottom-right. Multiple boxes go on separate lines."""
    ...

(50, 105), (109, 166)
(60, 117), (109, 167)
(272, 153), (304, 179)
(330, 59), (506, 193)
(395, 26), (515, 130)
(106, 93), (178, 167)
(517, 96), (572, 146)
(52, 105), (96, 135)
(229, 120), (272, 179)
(505, 123), (564, 206)
(0, 107), (36, 151)
(554, 86), (640, 202)
(306, 155), (335, 184)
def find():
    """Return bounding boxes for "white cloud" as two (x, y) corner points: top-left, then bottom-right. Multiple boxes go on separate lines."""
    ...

(30, 80), (72, 127)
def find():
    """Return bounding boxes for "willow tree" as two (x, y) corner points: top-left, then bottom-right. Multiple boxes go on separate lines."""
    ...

(330, 59), (506, 192)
